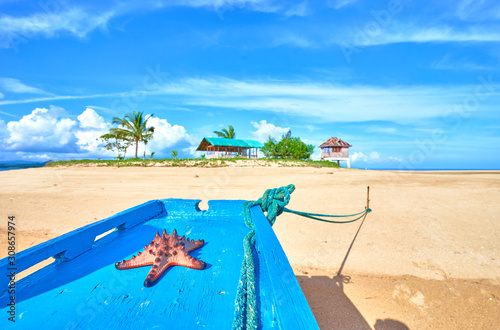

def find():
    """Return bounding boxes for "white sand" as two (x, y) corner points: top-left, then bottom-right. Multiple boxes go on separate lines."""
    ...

(1, 166), (499, 329)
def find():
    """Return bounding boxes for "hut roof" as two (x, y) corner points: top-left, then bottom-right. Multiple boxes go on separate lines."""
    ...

(319, 137), (352, 148)
(196, 137), (264, 151)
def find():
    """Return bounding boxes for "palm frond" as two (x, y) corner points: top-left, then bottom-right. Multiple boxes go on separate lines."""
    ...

(110, 110), (155, 158)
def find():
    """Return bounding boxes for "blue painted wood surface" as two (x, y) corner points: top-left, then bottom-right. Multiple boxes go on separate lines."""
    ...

(0, 199), (318, 329)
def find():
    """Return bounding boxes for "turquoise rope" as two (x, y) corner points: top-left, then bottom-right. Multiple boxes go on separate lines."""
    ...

(284, 207), (371, 224)
(232, 184), (371, 329)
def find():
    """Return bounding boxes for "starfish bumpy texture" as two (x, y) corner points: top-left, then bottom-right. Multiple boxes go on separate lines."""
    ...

(115, 229), (206, 287)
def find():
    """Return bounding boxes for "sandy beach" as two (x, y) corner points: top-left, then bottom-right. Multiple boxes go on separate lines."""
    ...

(1, 166), (499, 329)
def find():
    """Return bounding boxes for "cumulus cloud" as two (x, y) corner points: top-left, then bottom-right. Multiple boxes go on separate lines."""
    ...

(136, 116), (191, 155)
(351, 151), (402, 164)
(105, 115), (194, 158)
(310, 147), (322, 161)
(251, 120), (289, 142)
(5, 106), (79, 153)
(351, 151), (380, 162)
(350, 151), (367, 162)
(78, 108), (109, 129)
(74, 108), (111, 155)
(369, 151), (380, 160)
(0, 107), (191, 159)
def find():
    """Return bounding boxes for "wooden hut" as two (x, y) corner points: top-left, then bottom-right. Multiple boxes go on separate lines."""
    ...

(319, 137), (352, 168)
(196, 137), (264, 159)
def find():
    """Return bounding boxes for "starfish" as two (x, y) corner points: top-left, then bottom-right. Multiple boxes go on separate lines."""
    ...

(115, 229), (206, 287)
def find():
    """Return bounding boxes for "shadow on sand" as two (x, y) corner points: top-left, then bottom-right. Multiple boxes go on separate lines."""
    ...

(297, 205), (409, 329)
(298, 274), (409, 329)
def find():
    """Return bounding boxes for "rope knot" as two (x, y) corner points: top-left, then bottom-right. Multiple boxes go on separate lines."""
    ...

(257, 184), (295, 225)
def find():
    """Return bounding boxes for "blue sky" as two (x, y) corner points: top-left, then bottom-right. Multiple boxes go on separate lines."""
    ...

(0, 0), (499, 169)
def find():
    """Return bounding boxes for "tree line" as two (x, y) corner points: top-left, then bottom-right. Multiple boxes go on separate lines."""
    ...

(100, 112), (314, 160)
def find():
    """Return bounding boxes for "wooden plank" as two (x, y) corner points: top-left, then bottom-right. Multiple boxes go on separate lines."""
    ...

(0, 200), (249, 329)
(251, 206), (320, 329)
(0, 200), (165, 289)
(0, 199), (318, 329)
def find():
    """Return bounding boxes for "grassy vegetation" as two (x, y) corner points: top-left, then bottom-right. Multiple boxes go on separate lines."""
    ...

(45, 157), (342, 168)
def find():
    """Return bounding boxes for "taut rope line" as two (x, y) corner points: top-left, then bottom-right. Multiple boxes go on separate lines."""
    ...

(233, 184), (372, 329)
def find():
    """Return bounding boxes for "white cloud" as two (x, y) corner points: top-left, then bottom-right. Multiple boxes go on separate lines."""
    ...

(0, 78), (50, 94)
(329, 0), (358, 10)
(310, 147), (322, 160)
(0, 110), (18, 118)
(344, 24), (500, 47)
(74, 108), (112, 155)
(0, 8), (114, 48)
(164, 0), (282, 13)
(0, 119), (7, 138)
(351, 151), (380, 163)
(368, 127), (397, 134)
(165, 77), (499, 123)
(272, 34), (314, 48)
(24, 153), (51, 161)
(351, 151), (403, 164)
(369, 151), (380, 160)
(183, 144), (199, 157)
(251, 120), (289, 142)
(284, 2), (308, 17)
(0, 106), (193, 159)
(351, 151), (367, 162)
(78, 108), (109, 129)
(456, 0), (500, 21)
(0, 92), (126, 106)
(2, 75), (498, 123)
(135, 116), (192, 157)
(431, 54), (491, 71)
(0, 1), (311, 49)
(5, 106), (79, 153)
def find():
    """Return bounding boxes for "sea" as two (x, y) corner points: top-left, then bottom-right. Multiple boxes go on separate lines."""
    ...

(0, 160), (51, 171)
(353, 167), (499, 171)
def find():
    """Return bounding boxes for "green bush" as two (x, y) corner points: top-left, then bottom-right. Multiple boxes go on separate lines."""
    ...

(261, 136), (314, 160)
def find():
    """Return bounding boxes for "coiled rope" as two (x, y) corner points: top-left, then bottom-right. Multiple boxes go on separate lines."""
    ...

(232, 184), (372, 329)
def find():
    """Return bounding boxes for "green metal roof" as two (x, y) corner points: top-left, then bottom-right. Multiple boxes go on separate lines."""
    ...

(196, 137), (264, 150)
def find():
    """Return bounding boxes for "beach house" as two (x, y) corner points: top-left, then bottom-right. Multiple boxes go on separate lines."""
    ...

(196, 137), (264, 159)
(319, 137), (352, 168)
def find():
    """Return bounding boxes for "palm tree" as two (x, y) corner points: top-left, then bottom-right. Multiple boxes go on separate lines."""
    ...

(214, 125), (235, 139)
(171, 150), (178, 159)
(111, 111), (155, 159)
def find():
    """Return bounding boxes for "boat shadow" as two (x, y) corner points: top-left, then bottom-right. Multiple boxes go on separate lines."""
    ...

(296, 204), (408, 329)
(297, 274), (409, 330)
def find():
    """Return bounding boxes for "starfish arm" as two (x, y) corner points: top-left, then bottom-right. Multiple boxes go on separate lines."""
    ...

(180, 236), (205, 253)
(169, 249), (206, 270)
(144, 250), (172, 287)
(115, 248), (155, 270)
(144, 247), (206, 287)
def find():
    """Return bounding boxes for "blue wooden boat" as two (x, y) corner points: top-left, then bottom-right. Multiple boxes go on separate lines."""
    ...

(1, 198), (319, 329)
